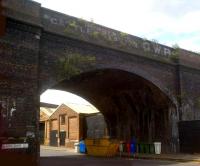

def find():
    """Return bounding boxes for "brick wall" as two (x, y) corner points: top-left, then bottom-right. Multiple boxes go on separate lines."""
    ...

(45, 104), (84, 148)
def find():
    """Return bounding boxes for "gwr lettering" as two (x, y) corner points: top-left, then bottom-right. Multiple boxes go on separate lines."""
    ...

(43, 14), (172, 58)
(164, 48), (171, 57)
(153, 44), (162, 54)
(143, 42), (151, 52)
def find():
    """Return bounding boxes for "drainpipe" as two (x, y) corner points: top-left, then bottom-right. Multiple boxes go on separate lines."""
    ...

(175, 63), (182, 153)
(176, 63), (182, 121)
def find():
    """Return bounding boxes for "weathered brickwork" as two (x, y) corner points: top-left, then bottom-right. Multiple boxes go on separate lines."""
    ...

(43, 104), (85, 148)
(0, 4), (41, 164)
(0, 0), (200, 165)
(180, 67), (200, 120)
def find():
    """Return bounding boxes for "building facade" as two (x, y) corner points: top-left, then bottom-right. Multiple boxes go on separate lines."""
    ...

(40, 103), (99, 148)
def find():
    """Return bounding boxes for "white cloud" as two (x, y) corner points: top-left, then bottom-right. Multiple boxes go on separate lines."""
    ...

(33, 0), (200, 51)
(35, 0), (200, 104)
(176, 35), (200, 52)
(40, 89), (91, 105)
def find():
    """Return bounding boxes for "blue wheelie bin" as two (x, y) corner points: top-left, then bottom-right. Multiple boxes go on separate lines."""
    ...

(79, 140), (86, 153)
(130, 137), (136, 154)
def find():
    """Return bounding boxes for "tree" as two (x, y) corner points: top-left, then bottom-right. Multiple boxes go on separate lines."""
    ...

(57, 52), (96, 80)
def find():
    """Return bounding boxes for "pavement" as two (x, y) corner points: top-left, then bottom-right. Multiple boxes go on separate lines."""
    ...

(41, 145), (76, 152)
(40, 145), (200, 163)
(134, 153), (200, 163)
(40, 156), (199, 166)
(40, 145), (84, 157)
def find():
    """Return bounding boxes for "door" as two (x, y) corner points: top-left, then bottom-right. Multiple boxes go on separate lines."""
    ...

(69, 117), (78, 140)
(179, 120), (200, 153)
(60, 131), (66, 146)
(50, 130), (58, 146)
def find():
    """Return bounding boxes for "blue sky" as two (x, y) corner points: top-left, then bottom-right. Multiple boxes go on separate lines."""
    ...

(36, 0), (200, 104)
(34, 0), (200, 52)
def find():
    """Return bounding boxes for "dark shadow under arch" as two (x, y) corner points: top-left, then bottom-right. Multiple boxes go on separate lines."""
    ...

(48, 68), (177, 153)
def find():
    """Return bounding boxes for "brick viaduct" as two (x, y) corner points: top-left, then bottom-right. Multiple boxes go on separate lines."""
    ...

(0, 0), (200, 165)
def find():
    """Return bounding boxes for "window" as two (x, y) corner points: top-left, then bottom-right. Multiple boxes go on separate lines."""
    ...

(60, 115), (66, 125)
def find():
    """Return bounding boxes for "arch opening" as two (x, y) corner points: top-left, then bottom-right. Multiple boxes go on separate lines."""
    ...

(48, 69), (177, 153)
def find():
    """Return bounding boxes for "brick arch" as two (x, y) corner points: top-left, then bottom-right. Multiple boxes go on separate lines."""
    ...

(41, 65), (177, 108)
(39, 32), (177, 106)
(49, 68), (177, 153)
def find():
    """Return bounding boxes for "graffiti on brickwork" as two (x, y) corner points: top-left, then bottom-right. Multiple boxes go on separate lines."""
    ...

(0, 61), (37, 71)
(0, 97), (17, 135)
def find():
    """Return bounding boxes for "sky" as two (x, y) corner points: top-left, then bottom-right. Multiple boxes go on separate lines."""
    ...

(37, 0), (200, 104)
(40, 89), (91, 105)
(34, 0), (200, 53)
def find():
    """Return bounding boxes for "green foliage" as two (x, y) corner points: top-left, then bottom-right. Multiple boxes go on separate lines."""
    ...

(120, 32), (128, 38)
(57, 53), (96, 79)
(90, 31), (115, 45)
(194, 97), (200, 108)
(78, 18), (86, 23)
(170, 44), (180, 63)
(151, 39), (159, 44)
(172, 44), (179, 49)
(64, 20), (79, 37)
(142, 37), (148, 41)
(91, 31), (100, 38)
(68, 21), (78, 29)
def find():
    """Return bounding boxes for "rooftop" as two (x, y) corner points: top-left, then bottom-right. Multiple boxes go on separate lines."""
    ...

(62, 102), (99, 114)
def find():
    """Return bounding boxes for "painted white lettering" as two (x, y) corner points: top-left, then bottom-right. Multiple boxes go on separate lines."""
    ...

(164, 48), (171, 57)
(129, 40), (138, 48)
(101, 30), (108, 38)
(95, 26), (102, 32)
(58, 18), (66, 26)
(143, 42), (151, 52)
(79, 26), (83, 33)
(86, 24), (93, 33)
(50, 18), (58, 24)
(107, 33), (113, 41)
(153, 44), (162, 54)
(43, 14), (49, 19)
(111, 32), (118, 41)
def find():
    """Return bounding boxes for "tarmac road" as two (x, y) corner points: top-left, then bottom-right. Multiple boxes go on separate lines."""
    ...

(40, 146), (199, 166)
(40, 156), (199, 166)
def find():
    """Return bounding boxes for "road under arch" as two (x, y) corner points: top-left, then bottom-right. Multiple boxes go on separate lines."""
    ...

(52, 69), (177, 153)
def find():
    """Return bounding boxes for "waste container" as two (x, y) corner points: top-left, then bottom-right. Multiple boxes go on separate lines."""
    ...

(130, 137), (136, 154)
(85, 138), (119, 157)
(126, 143), (131, 154)
(130, 143), (136, 153)
(79, 141), (86, 153)
(119, 142), (124, 156)
(144, 143), (150, 153)
(139, 143), (145, 153)
(154, 142), (161, 154)
(149, 144), (155, 154)
(74, 142), (79, 153)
